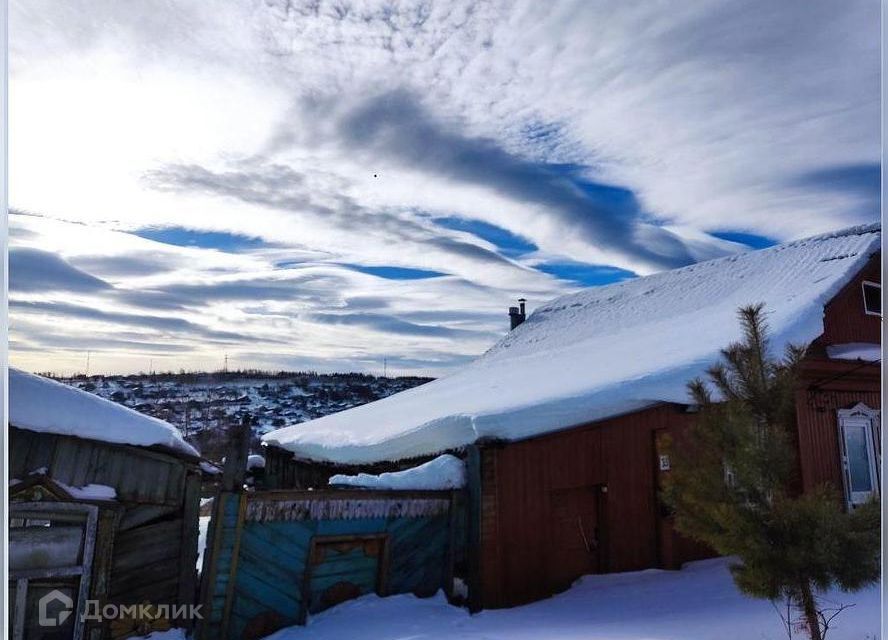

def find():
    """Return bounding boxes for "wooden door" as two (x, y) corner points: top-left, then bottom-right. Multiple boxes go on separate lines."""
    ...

(303, 535), (388, 619)
(548, 486), (600, 593)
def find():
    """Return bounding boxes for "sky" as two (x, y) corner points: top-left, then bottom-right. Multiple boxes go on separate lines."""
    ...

(8, 0), (880, 377)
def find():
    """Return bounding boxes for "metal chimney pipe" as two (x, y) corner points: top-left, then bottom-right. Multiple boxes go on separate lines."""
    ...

(509, 298), (527, 330)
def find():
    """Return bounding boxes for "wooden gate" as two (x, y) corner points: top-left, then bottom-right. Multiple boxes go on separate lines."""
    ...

(302, 534), (389, 619)
(548, 485), (602, 593)
(197, 489), (464, 640)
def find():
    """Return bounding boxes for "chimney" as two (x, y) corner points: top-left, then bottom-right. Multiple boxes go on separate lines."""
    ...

(509, 297), (527, 330)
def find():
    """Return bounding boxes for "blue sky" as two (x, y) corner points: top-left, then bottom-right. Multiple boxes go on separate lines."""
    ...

(7, 0), (880, 376)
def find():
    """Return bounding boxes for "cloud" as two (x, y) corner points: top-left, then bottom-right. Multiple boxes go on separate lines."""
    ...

(10, 299), (258, 344)
(309, 311), (497, 339)
(8, 0), (878, 375)
(10, 247), (113, 293)
(68, 253), (179, 277)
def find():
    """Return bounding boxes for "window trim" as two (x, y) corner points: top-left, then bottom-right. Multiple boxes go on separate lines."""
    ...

(861, 280), (881, 317)
(837, 403), (881, 510)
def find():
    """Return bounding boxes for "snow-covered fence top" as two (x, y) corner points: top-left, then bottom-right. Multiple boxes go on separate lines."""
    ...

(10, 368), (198, 457)
(262, 224), (880, 466)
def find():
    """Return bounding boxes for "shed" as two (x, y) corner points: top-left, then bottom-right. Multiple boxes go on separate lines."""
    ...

(8, 369), (203, 640)
(261, 224), (881, 609)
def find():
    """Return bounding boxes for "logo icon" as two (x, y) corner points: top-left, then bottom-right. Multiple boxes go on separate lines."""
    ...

(38, 590), (73, 627)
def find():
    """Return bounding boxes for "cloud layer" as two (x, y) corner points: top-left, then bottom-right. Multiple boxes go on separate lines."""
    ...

(8, 0), (879, 375)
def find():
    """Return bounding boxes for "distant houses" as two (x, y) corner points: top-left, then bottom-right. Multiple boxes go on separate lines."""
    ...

(261, 224), (881, 609)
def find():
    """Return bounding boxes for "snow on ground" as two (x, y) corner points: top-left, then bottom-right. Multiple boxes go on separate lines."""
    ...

(826, 342), (881, 361)
(264, 225), (880, 465)
(196, 515), (211, 572)
(329, 454), (466, 490)
(265, 558), (880, 640)
(9, 368), (197, 457)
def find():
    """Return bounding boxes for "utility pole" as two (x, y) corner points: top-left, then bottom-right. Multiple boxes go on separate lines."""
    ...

(223, 354), (229, 373)
(85, 351), (91, 377)
(383, 357), (387, 378)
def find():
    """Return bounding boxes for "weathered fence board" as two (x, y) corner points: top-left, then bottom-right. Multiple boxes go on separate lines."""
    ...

(199, 489), (467, 640)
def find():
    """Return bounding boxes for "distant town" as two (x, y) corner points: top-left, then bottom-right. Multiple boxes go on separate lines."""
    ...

(50, 370), (433, 461)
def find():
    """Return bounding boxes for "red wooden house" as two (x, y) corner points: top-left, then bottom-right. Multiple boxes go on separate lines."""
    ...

(262, 224), (881, 609)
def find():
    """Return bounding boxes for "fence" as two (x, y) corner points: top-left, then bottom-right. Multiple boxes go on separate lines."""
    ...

(197, 488), (466, 640)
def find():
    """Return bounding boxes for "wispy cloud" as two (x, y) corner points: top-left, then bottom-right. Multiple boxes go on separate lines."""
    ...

(10, 247), (113, 293)
(8, 0), (878, 375)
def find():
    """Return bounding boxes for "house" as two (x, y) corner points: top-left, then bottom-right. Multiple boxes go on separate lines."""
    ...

(8, 368), (203, 640)
(261, 223), (881, 610)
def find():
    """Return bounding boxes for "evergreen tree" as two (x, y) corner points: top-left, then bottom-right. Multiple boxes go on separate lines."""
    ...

(664, 304), (879, 640)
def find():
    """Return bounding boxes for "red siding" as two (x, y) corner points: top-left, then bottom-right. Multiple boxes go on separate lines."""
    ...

(819, 253), (881, 346)
(796, 360), (880, 496)
(478, 256), (881, 608)
(479, 404), (704, 608)
(798, 251), (881, 496)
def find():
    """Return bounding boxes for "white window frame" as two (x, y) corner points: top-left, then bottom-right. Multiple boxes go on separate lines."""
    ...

(837, 403), (881, 509)
(861, 280), (881, 316)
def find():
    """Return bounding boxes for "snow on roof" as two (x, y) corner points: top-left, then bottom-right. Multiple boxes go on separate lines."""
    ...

(329, 454), (466, 490)
(9, 368), (198, 458)
(247, 454), (266, 470)
(826, 342), (881, 362)
(263, 224), (881, 465)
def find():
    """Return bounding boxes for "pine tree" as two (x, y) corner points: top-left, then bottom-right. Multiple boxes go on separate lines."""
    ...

(663, 304), (879, 640)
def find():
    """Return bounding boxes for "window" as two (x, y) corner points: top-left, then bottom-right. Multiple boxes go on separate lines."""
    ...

(8, 502), (97, 640)
(837, 404), (880, 509)
(862, 281), (880, 316)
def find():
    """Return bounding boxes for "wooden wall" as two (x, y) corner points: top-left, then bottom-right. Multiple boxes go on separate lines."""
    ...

(9, 427), (202, 637)
(478, 403), (701, 608)
(199, 489), (465, 640)
(819, 253), (880, 346)
(264, 446), (439, 490)
(798, 250), (881, 498)
(796, 360), (881, 496)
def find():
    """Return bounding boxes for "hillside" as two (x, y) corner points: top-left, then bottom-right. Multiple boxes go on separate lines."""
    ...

(55, 370), (433, 461)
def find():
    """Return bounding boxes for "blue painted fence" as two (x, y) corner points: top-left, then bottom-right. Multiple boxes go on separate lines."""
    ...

(198, 489), (466, 640)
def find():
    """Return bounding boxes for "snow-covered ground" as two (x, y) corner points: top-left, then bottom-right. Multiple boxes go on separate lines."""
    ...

(265, 558), (879, 640)
(196, 516), (211, 572)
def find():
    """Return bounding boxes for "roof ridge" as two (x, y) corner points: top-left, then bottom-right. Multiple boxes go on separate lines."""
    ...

(531, 222), (881, 316)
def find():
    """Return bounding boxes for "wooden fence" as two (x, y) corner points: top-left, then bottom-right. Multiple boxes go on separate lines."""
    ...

(197, 488), (467, 640)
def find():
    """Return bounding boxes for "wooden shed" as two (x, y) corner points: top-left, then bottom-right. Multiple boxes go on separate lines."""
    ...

(260, 224), (881, 610)
(8, 369), (203, 640)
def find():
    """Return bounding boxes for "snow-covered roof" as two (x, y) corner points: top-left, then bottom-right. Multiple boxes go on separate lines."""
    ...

(263, 224), (881, 465)
(9, 368), (198, 458)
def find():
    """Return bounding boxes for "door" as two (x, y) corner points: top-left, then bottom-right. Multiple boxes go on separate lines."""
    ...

(838, 405), (880, 509)
(302, 534), (388, 621)
(548, 486), (601, 593)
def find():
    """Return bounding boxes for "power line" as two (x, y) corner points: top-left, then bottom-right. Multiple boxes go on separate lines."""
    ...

(806, 358), (881, 394)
